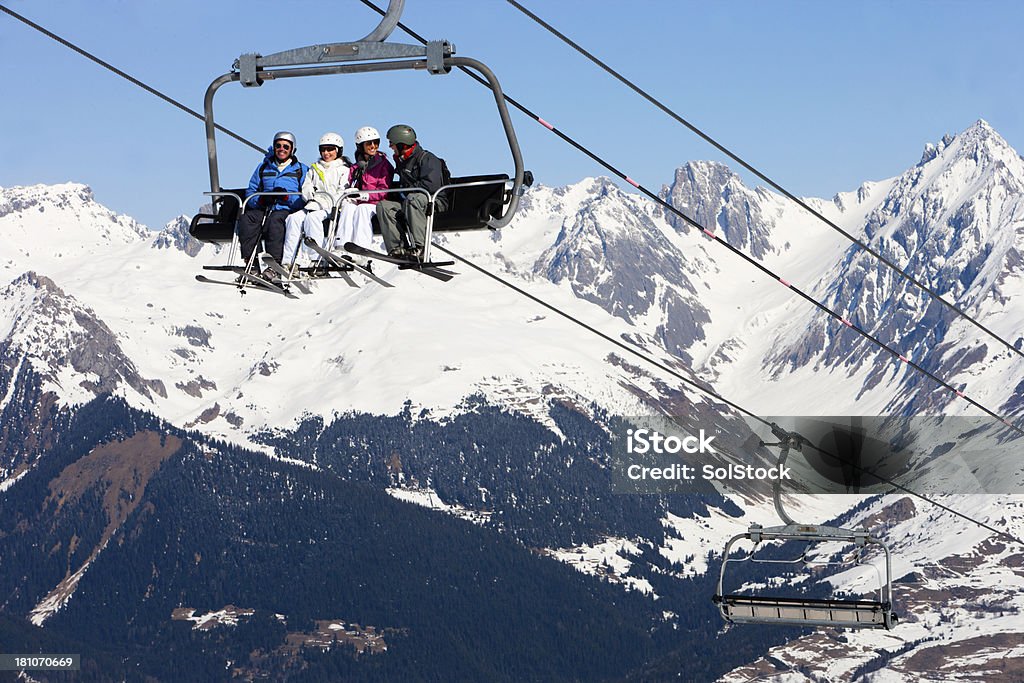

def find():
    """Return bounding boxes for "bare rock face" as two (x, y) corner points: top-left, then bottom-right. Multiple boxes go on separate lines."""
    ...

(152, 215), (206, 258)
(535, 178), (711, 362)
(659, 160), (775, 259)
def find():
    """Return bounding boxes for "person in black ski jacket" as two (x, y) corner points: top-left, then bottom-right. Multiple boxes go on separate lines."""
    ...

(376, 124), (448, 261)
(238, 131), (308, 279)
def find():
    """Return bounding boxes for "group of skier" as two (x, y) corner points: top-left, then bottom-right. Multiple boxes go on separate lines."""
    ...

(238, 124), (448, 279)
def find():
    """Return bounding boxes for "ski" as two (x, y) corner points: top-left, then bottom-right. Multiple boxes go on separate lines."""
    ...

(303, 237), (395, 288)
(343, 242), (455, 269)
(261, 256), (313, 295)
(336, 270), (359, 288)
(195, 273), (298, 299)
(397, 261), (457, 277)
(231, 267), (297, 297)
(342, 242), (456, 281)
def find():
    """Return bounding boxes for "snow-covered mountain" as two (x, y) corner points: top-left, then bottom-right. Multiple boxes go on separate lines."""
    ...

(2, 120), (1024, 680)
(660, 121), (1024, 422)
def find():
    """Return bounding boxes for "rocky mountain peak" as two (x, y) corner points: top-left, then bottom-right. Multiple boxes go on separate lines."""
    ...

(0, 182), (96, 219)
(152, 215), (206, 257)
(763, 120), (1024, 413)
(918, 119), (1021, 179)
(533, 178), (711, 363)
(0, 272), (165, 405)
(659, 160), (774, 259)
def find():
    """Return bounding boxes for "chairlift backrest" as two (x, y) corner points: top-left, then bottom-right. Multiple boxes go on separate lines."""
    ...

(435, 174), (510, 231)
(188, 189), (244, 244)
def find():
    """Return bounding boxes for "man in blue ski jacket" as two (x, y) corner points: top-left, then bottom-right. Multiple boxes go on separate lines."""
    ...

(238, 131), (308, 278)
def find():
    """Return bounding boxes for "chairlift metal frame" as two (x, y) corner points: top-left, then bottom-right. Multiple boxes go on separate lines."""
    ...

(199, 0), (527, 263)
(712, 424), (898, 630)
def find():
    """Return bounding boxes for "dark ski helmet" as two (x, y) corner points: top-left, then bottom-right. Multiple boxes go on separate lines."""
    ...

(386, 125), (417, 146)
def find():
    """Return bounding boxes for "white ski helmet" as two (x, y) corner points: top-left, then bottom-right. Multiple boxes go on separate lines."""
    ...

(273, 131), (296, 147)
(318, 132), (344, 149)
(354, 126), (381, 145)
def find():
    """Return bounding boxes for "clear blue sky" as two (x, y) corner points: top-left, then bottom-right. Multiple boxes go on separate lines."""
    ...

(1, 0), (1022, 229)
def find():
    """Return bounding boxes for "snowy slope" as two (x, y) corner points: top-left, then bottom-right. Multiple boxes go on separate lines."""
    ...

(0, 182), (714, 447)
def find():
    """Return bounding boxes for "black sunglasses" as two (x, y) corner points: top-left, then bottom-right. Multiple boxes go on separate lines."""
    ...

(319, 145), (339, 152)
(274, 142), (292, 150)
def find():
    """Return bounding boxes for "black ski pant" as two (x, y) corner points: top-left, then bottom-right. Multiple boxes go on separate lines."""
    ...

(238, 208), (289, 266)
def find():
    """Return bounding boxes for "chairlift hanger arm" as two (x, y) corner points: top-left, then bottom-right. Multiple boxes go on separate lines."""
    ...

(758, 424), (812, 527)
(447, 56), (524, 229)
(203, 1), (525, 225)
(358, 0), (405, 42)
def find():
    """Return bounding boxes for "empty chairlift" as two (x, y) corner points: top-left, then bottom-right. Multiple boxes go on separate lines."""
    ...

(712, 424), (898, 630)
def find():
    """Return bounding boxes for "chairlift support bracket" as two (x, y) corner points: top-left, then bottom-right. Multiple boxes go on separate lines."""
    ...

(234, 40), (454, 88)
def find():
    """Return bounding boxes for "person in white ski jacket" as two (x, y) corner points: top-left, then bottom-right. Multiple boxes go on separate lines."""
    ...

(282, 132), (351, 266)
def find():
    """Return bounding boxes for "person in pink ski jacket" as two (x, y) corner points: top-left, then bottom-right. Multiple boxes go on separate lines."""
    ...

(335, 126), (394, 261)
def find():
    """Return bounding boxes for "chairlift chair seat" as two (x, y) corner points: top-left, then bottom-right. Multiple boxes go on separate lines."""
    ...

(189, 188), (244, 244)
(369, 174), (511, 235)
(714, 594), (896, 629)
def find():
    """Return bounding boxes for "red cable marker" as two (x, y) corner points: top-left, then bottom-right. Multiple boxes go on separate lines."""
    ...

(625, 176), (640, 188)
(779, 278), (792, 288)
(537, 117), (554, 131)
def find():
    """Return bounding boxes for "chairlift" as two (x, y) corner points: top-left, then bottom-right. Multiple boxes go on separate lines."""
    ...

(712, 424), (898, 630)
(189, 0), (532, 290)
